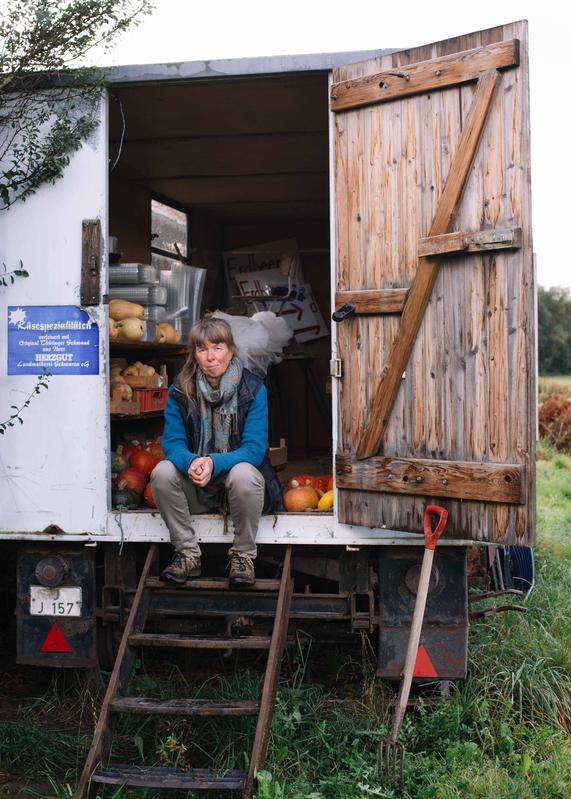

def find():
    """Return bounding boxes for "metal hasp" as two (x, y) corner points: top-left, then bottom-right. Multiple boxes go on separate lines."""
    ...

(16, 546), (97, 668)
(80, 219), (101, 306)
(377, 546), (468, 679)
(332, 302), (356, 322)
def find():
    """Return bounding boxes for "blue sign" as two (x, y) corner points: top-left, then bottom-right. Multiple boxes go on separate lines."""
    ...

(8, 306), (99, 375)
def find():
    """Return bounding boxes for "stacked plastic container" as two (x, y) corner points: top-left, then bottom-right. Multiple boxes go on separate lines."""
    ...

(158, 263), (207, 342)
(109, 262), (207, 342)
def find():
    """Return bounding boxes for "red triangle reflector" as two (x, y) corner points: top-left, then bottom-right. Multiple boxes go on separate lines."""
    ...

(40, 623), (72, 653)
(413, 644), (438, 677)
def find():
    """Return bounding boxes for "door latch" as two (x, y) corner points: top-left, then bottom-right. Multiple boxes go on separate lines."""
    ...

(332, 303), (356, 323)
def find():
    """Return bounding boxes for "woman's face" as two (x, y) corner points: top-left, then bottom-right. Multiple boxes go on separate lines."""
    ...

(195, 339), (233, 380)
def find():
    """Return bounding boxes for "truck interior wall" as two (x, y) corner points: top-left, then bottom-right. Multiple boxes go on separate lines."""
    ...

(109, 172), (152, 264)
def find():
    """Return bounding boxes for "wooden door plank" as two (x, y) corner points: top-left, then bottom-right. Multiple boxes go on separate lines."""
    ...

(355, 69), (501, 460)
(335, 288), (408, 314)
(336, 455), (524, 504)
(418, 227), (522, 257)
(331, 39), (518, 112)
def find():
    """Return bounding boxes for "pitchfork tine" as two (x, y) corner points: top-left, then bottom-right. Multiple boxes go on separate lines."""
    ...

(378, 738), (405, 788)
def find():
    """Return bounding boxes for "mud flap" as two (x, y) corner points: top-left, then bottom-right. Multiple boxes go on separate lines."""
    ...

(377, 547), (468, 680)
(16, 546), (97, 668)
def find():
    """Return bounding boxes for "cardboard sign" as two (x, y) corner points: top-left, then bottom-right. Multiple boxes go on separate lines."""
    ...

(224, 238), (301, 285)
(7, 305), (99, 375)
(235, 272), (327, 343)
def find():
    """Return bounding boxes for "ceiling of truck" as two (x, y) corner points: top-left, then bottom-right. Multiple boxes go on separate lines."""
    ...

(109, 72), (330, 221)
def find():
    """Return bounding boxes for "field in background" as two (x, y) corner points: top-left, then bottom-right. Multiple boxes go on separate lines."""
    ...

(538, 375), (571, 403)
(0, 443), (570, 798)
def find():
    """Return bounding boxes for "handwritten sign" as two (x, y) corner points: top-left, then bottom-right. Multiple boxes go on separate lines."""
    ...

(8, 306), (99, 375)
(235, 274), (327, 343)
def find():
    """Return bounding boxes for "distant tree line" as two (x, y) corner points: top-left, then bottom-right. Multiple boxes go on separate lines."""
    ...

(538, 286), (571, 375)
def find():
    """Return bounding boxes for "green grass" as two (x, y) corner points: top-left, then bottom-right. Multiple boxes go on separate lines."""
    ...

(1, 444), (570, 798)
(536, 439), (571, 553)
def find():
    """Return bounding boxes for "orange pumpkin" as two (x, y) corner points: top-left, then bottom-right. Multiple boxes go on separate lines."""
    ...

(116, 467), (146, 496)
(130, 449), (159, 479)
(283, 486), (319, 512)
(120, 442), (142, 462)
(146, 439), (165, 462)
(144, 482), (157, 508)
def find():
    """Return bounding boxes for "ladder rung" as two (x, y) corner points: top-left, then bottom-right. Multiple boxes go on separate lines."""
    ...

(91, 764), (246, 790)
(109, 697), (260, 716)
(147, 576), (281, 591)
(129, 633), (272, 649)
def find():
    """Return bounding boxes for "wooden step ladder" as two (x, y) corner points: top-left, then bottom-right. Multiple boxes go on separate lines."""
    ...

(75, 544), (293, 798)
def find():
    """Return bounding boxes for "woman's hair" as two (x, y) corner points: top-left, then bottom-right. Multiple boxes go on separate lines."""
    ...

(178, 317), (238, 403)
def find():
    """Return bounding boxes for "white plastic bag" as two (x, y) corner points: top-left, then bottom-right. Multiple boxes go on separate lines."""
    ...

(212, 310), (292, 377)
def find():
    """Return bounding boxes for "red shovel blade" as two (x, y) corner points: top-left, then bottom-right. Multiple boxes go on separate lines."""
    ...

(424, 505), (448, 550)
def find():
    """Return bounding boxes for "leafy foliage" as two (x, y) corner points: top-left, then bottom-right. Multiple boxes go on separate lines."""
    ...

(0, 258), (28, 286)
(0, 371), (50, 433)
(538, 286), (571, 376)
(0, 0), (152, 208)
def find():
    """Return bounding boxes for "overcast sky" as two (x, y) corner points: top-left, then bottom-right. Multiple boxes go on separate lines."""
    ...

(97, 0), (570, 289)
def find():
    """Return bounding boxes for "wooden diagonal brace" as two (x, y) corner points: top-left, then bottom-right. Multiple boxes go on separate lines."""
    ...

(355, 69), (501, 460)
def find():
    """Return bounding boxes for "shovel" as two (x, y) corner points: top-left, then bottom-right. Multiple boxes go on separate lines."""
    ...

(378, 504), (448, 788)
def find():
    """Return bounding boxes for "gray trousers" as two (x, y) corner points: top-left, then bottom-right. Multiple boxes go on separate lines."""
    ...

(150, 459), (264, 559)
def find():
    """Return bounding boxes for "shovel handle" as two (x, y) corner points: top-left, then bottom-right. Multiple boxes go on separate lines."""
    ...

(424, 505), (448, 550)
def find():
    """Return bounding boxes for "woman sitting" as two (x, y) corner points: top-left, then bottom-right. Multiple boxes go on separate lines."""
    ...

(151, 317), (282, 587)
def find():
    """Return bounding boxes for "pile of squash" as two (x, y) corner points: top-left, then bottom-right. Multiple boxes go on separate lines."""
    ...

(283, 473), (334, 512)
(111, 437), (165, 510)
(108, 299), (182, 344)
(110, 359), (161, 400)
(108, 300), (145, 342)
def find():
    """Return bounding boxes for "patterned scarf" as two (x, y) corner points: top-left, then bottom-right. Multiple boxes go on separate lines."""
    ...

(196, 355), (242, 457)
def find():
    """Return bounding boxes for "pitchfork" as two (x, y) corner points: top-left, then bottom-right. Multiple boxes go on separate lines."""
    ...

(378, 504), (448, 789)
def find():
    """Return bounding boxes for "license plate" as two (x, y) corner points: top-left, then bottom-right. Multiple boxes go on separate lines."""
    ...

(30, 586), (82, 617)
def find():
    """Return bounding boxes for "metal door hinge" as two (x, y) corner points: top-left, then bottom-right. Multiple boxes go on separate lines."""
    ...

(330, 358), (343, 378)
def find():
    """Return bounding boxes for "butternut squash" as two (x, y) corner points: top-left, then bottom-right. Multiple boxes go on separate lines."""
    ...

(111, 380), (133, 401)
(109, 299), (145, 321)
(115, 317), (145, 341)
(155, 322), (182, 344)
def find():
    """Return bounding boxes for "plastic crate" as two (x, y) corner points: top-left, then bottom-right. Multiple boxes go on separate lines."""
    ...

(134, 388), (168, 413)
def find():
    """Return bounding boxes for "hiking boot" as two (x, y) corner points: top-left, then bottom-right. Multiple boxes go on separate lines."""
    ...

(228, 552), (255, 587)
(161, 551), (201, 584)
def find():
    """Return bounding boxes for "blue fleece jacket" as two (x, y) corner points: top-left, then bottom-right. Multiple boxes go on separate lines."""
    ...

(161, 382), (268, 478)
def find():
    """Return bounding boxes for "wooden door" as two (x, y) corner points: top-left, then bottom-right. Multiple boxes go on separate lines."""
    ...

(331, 22), (535, 544)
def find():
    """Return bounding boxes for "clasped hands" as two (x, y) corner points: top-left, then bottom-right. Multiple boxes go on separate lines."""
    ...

(188, 456), (214, 487)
